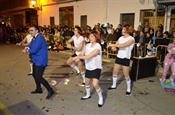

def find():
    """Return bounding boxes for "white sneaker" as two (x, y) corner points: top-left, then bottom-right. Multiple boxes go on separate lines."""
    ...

(79, 83), (85, 87)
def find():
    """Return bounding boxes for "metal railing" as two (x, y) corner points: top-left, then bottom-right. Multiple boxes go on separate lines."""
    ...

(155, 45), (168, 63)
(103, 41), (168, 62)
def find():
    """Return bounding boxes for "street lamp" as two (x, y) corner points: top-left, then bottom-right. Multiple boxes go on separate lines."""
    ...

(30, 0), (42, 10)
(31, 0), (36, 7)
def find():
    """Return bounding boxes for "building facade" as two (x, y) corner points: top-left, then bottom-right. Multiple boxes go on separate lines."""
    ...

(0, 0), (175, 31)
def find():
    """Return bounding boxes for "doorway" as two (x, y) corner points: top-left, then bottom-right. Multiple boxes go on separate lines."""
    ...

(120, 13), (135, 27)
(81, 15), (87, 28)
(140, 10), (165, 29)
(59, 6), (74, 27)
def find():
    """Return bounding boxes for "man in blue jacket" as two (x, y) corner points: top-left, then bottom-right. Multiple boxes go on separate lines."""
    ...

(22, 25), (55, 99)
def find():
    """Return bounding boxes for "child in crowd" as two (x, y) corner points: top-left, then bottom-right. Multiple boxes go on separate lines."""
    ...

(161, 37), (175, 86)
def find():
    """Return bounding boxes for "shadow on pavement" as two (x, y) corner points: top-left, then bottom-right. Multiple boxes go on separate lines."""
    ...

(8, 100), (46, 115)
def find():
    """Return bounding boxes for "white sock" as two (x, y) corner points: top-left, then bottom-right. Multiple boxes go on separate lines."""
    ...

(81, 71), (86, 83)
(83, 85), (91, 98)
(30, 63), (33, 73)
(96, 87), (103, 105)
(71, 64), (80, 74)
(111, 75), (118, 88)
(126, 77), (131, 92)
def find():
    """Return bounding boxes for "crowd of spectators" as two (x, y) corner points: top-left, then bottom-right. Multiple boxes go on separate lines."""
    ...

(0, 22), (175, 52)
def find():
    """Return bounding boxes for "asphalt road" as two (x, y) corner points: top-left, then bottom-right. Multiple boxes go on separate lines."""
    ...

(0, 44), (175, 115)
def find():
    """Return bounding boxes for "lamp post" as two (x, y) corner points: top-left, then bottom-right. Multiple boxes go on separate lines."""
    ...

(30, 0), (42, 10)
(30, 0), (36, 7)
(30, 0), (42, 26)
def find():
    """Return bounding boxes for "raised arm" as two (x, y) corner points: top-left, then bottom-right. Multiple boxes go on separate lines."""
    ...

(77, 49), (100, 60)
(108, 39), (134, 48)
(71, 40), (85, 51)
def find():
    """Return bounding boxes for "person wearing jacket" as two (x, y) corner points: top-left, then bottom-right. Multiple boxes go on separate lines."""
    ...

(22, 25), (55, 99)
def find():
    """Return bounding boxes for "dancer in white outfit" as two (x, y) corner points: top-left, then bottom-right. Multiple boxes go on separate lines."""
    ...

(66, 26), (86, 86)
(107, 24), (135, 96)
(17, 33), (33, 75)
(73, 31), (103, 107)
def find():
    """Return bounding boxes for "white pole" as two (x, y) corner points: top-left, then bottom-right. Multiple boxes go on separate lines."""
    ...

(153, 2), (157, 44)
(106, 0), (108, 23)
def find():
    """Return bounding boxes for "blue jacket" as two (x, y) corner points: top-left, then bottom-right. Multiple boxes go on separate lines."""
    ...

(28, 33), (48, 66)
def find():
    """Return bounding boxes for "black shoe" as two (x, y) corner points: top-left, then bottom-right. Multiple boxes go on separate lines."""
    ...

(46, 90), (55, 99)
(126, 91), (131, 96)
(98, 103), (103, 107)
(31, 90), (43, 94)
(108, 87), (116, 90)
(76, 72), (80, 77)
(81, 96), (91, 100)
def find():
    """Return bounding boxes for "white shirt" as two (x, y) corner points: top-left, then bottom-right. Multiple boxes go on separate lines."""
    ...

(26, 34), (32, 43)
(85, 43), (102, 70)
(54, 32), (60, 41)
(117, 36), (135, 59)
(72, 35), (85, 55)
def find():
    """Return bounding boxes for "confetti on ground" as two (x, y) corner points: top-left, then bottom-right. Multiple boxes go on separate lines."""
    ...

(149, 80), (154, 82)
(80, 107), (84, 112)
(108, 78), (112, 80)
(46, 110), (49, 112)
(51, 80), (57, 86)
(42, 106), (46, 109)
(64, 79), (70, 85)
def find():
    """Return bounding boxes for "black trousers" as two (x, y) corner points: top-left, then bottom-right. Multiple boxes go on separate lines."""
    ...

(32, 64), (53, 92)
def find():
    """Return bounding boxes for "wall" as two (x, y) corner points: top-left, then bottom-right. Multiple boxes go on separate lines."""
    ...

(8, 11), (26, 26)
(40, 0), (155, 29)
(108, 0), (154, 29)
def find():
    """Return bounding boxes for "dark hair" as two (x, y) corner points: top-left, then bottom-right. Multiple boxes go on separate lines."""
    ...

(74, 25), (82, 34)
(123, 24), (134, 36)
(90, 30), (101, 43)
(163, 31), (169, 36)
(30, 25), (39, 32)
